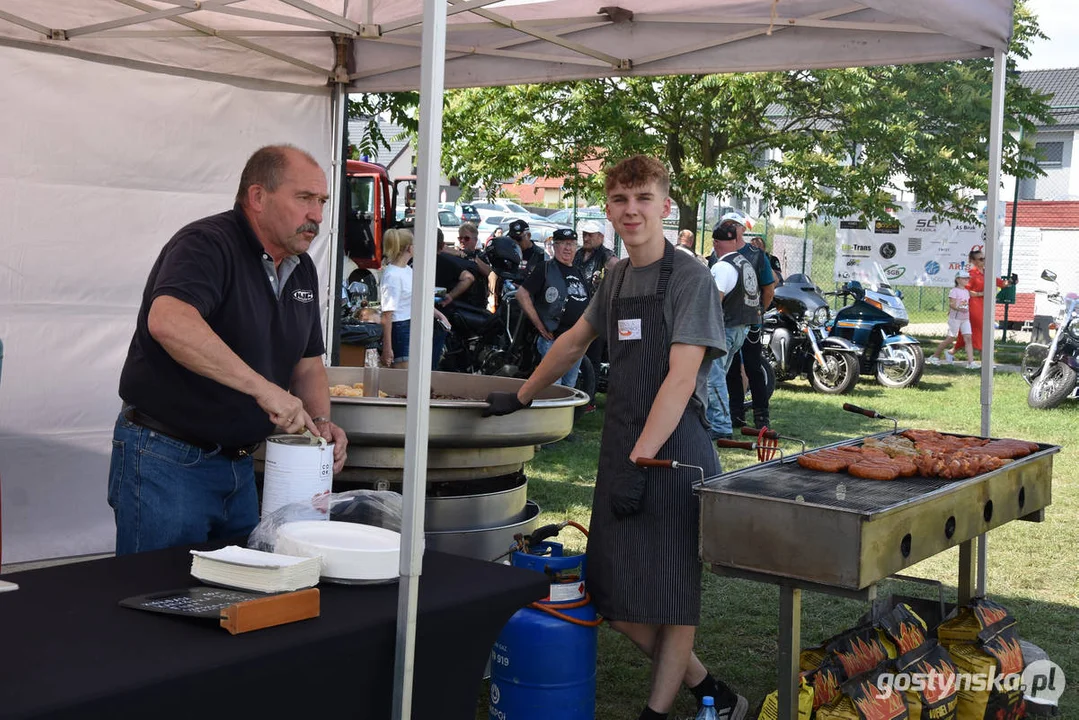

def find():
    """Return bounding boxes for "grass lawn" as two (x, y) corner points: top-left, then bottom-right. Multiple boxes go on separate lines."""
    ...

(478, 365), (1079, 719)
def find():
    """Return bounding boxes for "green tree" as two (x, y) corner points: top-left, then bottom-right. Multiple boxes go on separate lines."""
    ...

(346, 92), (418, 161)
(439, 4), (1051, 231)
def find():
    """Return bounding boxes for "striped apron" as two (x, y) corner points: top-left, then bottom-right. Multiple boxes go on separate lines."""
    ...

(586, 243), (719, 626)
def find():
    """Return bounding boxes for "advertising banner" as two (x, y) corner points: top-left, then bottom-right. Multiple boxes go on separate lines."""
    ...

(834, 205), (1003, 286)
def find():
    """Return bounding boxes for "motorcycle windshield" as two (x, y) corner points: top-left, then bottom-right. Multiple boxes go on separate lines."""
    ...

(865, 262), (908, 322)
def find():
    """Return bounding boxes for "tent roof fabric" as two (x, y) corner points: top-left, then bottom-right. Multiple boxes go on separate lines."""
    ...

(0, 1), (1014, 92)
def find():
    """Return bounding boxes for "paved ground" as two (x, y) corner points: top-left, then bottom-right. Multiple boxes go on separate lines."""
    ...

(907, 323), (1025, 373)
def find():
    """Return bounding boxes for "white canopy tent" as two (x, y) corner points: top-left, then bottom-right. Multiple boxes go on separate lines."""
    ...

(0, 1), (1012, 716)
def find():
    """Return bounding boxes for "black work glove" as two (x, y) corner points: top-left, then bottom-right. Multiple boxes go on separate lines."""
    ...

(610, 458), (649, 518)
(483, 391), (531, 417)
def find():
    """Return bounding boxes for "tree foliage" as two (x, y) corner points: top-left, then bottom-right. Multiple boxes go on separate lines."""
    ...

(346, 91), (418, 161)
(438, 4), (1052, 231)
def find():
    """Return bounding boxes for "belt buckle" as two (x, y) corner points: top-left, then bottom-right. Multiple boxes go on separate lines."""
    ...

(234, 447), (251, 458)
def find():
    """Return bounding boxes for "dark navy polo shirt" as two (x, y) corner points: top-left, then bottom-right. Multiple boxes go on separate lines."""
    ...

(119, 205), (325, 447)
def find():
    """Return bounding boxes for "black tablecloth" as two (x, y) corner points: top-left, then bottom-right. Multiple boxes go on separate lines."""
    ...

(0, 546), (547, 719)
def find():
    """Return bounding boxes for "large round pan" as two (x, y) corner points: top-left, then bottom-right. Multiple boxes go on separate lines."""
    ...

(328, 367), (587, 448)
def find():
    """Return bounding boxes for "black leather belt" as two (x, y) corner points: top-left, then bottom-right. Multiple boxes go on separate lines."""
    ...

(123, 407), (261, 460)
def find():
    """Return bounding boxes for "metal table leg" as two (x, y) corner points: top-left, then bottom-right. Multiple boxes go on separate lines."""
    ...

(777, 585), (802, 720)
(957, 537), (977, 604)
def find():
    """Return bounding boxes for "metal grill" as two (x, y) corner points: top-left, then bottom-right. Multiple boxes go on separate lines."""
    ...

(704, 459), (960, 514)
(698, 433), (1058, 591)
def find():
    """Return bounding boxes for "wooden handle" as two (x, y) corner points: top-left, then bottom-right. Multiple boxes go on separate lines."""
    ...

(740, 427), (778, 439)
(843, 403), (880, 419)
(715, 439), (755, 450)
(634, 457), (674, 468)
(219, 588), (320, 635)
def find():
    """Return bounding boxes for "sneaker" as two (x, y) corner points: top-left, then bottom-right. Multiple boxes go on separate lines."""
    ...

(927, 356), (941, 365)
(968, 361), (979, 369)
(944, 351), (954, 363)
(583, 403), (597, 414)
(713, 693), (749, 720)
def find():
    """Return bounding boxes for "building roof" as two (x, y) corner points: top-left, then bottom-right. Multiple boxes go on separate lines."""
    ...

(1019, 68), (1079, 127)
(347, 117), (412, 170)
(1005, 200), (1079, 228)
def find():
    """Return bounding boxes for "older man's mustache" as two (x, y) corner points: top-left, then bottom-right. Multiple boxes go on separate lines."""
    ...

(297, 221), (320, 235)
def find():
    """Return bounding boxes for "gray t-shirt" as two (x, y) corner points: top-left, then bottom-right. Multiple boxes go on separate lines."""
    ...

(584, 246), (725, 409)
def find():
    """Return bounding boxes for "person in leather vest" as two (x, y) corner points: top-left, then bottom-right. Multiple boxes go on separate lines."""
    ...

(515, 228), (591, 386)
(705, 214), (761, 440)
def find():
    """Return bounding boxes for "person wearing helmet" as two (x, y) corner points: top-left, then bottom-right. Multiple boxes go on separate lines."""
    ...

(706, 214), (761, 440)
(483, 156), (745, 720)
(515, 228), (592, 386)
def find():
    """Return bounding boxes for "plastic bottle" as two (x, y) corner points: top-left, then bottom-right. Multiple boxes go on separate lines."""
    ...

(696, 696), (718, 720)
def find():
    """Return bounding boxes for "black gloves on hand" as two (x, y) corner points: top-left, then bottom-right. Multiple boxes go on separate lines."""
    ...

(483, 391), (531, 417)
(610, 458), (649, 518)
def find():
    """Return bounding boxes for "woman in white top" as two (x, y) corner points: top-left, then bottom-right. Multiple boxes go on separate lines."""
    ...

(379, 229), (450, 369)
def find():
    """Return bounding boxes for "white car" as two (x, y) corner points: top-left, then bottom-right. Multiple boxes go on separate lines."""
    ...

(437, 209), (461, 247)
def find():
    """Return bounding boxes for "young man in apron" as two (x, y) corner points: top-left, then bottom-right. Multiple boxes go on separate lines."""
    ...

(485, 156), (748, 720)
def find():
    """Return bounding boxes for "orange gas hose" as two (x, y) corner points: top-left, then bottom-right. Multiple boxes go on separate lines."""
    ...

(530, 592), (604, 627)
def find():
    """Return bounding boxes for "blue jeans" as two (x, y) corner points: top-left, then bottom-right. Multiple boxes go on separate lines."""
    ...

(391, 319), (447, 370)
(107, 411), (260, 555)
(706, 325), (750, 436)
(536, 335), (581, 387)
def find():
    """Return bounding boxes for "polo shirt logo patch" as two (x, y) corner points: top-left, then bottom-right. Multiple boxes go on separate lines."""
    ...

(292, 289), (315, 303)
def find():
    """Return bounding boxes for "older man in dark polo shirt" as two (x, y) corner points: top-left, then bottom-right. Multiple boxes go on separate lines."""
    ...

(109, 144), (348, 555)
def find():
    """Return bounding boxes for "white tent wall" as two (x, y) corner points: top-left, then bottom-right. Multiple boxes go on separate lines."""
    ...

(0, 45), (333, 563)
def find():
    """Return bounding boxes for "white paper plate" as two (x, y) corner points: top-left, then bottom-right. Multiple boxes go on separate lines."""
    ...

(275, 521), (400, 582)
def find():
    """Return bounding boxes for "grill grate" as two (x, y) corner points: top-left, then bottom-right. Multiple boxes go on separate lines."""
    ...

(703, 458), (961, 515)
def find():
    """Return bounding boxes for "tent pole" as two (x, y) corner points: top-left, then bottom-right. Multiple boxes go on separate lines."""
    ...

(392, 0), (447, 717)
(977, 48), (1007, 597)
(326, 67), (348, 366)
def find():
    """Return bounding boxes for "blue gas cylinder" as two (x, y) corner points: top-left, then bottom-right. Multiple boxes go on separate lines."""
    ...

(488, 542), (597, 720)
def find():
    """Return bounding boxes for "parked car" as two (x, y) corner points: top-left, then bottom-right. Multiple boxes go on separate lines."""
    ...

(546, 206), (605, 226)
(438, 202), (480, 225)
(437, 210), (461, 246)
(472, 200), (546, 223)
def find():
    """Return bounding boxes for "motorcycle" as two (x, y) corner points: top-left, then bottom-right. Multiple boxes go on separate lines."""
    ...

(439, 269), (596, 416)
(828, 267), (924, 389)
(1021, 269), (1079, 409)
(762, 273), (861, 394)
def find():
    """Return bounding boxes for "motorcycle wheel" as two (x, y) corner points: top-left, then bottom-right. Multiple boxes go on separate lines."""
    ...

(573, 356), (597, 421)
(810, 350), (859, 395)
(1020, 344), (1050, 386)
(1027, 362), (1076, 409)
(875, 343), (924, 389)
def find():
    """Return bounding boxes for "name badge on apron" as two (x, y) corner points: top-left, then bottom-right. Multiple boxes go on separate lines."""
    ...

(617, 318), (642, 341)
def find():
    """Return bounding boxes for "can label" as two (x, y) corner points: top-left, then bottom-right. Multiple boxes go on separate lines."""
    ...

(262, 435), (334, 518)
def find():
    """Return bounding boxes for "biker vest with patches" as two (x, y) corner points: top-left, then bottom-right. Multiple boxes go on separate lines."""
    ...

(721, 252), (761, 327)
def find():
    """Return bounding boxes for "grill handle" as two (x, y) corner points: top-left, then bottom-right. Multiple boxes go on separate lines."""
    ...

(740, 427), (778, 439)
(634, 457), (674, 468)
(634, 457), (705, 487)
(843, 403), (881, 418)
(715, 439), (755, 450)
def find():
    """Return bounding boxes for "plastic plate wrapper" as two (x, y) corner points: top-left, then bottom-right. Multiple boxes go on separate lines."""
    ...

(248, 489), (403, 553)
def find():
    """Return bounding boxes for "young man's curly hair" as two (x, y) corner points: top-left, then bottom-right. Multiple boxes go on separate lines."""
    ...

(604, 155), (670, 196)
